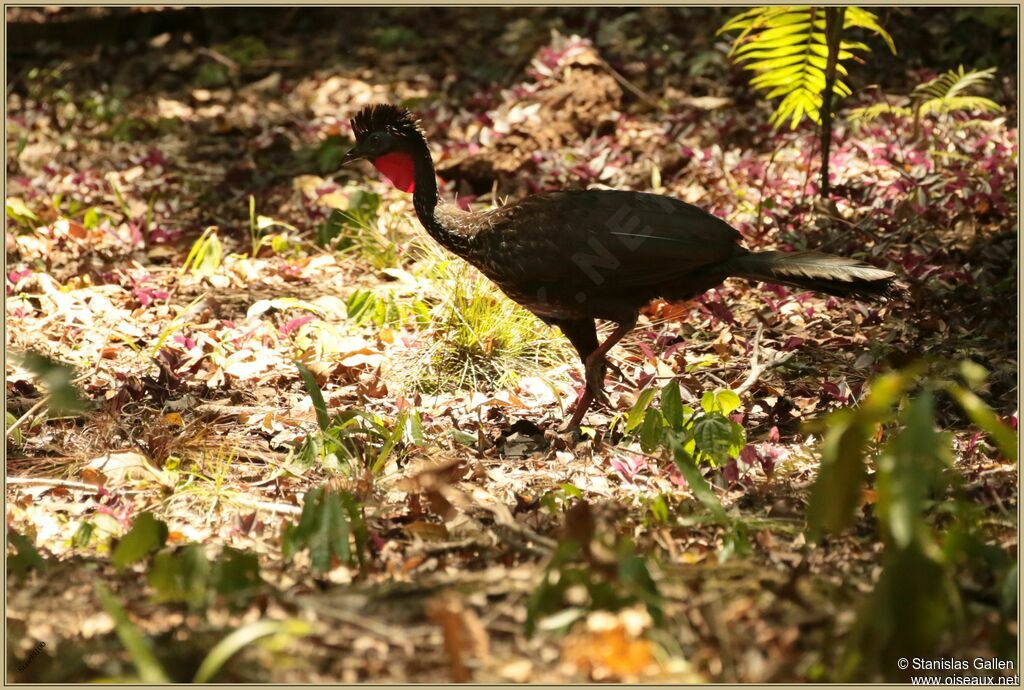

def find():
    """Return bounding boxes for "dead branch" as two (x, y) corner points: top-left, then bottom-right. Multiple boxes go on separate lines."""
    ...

(733, 324), (794, 397)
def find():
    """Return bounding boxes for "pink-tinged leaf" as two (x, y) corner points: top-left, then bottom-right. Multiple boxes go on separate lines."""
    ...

(7, 268), (32, 285)
(280, 315), (315, 336)
(721, 459), (739, 484)
(768, 425), (780, 443)
(171, 335), (197, 350)
(636, 341), (657, 362)
(740, 444), (759, 467)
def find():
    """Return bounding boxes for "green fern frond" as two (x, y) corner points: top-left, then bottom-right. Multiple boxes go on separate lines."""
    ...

(918, 95), (1003, 117)
(719, 6), (893, 130)
(912, 66), (1002, 115)
(851, 66), (1003, 125)
(843, 7), (896, 53)
(847, 101), (913, 121)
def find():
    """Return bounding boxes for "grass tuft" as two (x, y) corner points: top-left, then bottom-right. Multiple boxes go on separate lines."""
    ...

(396, 245), (572, 395)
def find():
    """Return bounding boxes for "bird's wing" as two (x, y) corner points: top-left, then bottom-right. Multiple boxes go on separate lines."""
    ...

(476, 190), (743, 287)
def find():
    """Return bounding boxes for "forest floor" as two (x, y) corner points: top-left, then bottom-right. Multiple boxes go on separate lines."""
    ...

(5, 7), (1018, 683)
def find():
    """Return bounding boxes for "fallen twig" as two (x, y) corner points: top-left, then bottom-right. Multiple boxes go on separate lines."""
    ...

(6, 396), (50, 439)
(734, 324), (794, 396)
(231, 496), (304, 517)
(5, 476), (148, 495)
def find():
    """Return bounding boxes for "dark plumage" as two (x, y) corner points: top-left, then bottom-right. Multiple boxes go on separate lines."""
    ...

(342, 104), (901, 429)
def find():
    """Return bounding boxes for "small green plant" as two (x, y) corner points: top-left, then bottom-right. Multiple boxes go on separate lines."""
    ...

(345, 288), (430, 329)
(282, 485), (368, 572)
(181, 226), (223, 277)
(248, 196), (299, 257)
(849, 66), (1004, 139)
(806, 362), (1017, 680)
(525, 500), (663, 636)
(718, 6), (896, 196)
(6, 197), (39, 230)
(295, 362), (423, 475)
(148, 544), (264, 612)
(622, 382), (746, 467)
(97, 582), (310, 683)
(403, 252), (572, 394)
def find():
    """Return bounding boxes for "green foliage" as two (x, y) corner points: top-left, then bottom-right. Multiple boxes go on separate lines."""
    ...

(525, 502), (663, 637)
(249, 195), (299, 257)
(406, 255), (571, 394)
(294, 361), (423, 475)
(295, 361), (331, 432)
(112, 512), (169, 571)
(622, 382), (745, 467)
(6, 196), (39, 229)
(96, 583), (170, 683)
(316, 134), (349, 174)
(147, 544), (211, 611)
(192, 620), (313, 683)
(6, 411), (24, 446)
(849, 66), (1004, 136)
(18, 351), (88, 415)
(805, 363), (1018, 680)
(7, 530), (48, 577)
(345, 288), (430, 329)
(180, 226), (223, 277)
(148, 545), (264, 612)
(621, 382), (756, 559)
(719, 6), (895, 129)
(282, 485), (368, 572)
(99, 582), (308, 683)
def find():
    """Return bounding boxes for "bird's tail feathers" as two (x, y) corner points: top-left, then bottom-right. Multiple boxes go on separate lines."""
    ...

(725, 250), (903, 300)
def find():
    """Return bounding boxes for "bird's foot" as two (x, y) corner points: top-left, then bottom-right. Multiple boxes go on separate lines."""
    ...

(603, 359), (636, 389)
(583, 356), (613, 408)
(562, 385), (594, 433)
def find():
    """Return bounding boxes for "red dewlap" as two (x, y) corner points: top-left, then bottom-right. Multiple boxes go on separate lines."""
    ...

(373, 152), (416, 192)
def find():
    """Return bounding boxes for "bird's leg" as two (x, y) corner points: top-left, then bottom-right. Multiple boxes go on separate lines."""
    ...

(554, 319), (600, 432)
(582, 318), (637, 406)
(565, 385), (595, 431)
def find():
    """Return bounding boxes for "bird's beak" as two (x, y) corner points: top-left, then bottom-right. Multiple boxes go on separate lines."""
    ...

(341, 146), (365, 166)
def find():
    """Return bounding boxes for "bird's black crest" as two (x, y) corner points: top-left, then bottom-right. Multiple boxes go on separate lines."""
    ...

(351, 104), (424, 140)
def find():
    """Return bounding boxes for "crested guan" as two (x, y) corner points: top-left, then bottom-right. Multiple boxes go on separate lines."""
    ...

(342, 104), (899, 429)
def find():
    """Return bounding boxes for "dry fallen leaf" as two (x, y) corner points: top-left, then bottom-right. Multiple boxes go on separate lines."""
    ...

(425, 591), (490, 682)
(561, 606), (659, 681)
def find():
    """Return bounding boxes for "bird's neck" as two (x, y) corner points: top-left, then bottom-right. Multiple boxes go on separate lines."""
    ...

(405, 140), (473, 255)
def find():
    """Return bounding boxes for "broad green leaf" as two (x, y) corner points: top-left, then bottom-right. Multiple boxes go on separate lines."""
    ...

(19, 352), (88, 414)
(639, 408), (665, 453)
(693, 414), (737, 463)
(295, 362), (330, 432)
(96, 583), (170, 683)
(112, 512), (169, 571)
(6, 411), (23, 445)
(7, 530), (47, 577)
(626, 387), (658, 433)
(6, 197), (38, 224)
(148, 544), (211, 610)
(876, 391), (947, 548)
(661, 381), (685, 429)
(669, 440), (728, 523)
(193, 620), (312, 683)
(806, 410), (868, 536)
(946, 384), (1018, 461)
